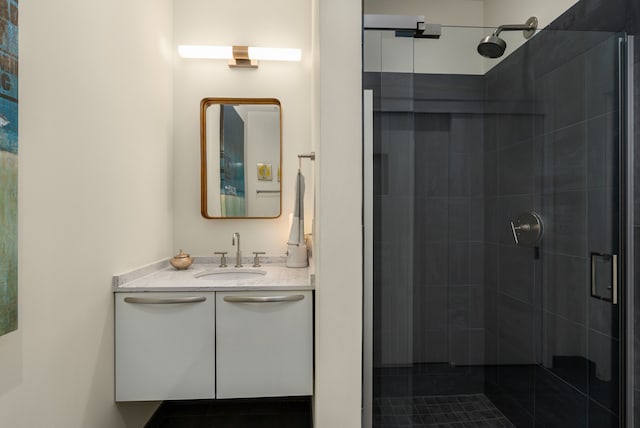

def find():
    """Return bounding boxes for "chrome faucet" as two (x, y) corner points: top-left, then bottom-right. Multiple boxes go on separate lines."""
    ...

(232, 232), (242, 267)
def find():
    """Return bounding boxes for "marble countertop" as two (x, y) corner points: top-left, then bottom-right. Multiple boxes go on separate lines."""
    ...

(113, 256), (313, 292)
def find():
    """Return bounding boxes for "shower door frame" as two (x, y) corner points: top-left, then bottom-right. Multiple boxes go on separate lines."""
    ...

(363, 88), (374, 428)
(622, 35), (634, 428)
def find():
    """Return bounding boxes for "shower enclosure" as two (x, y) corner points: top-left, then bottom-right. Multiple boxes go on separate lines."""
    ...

(363, 24), (632, 428)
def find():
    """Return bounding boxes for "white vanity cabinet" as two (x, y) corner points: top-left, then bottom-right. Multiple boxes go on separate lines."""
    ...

(216, 290), (313, 399)
(115, 292), (215, 401)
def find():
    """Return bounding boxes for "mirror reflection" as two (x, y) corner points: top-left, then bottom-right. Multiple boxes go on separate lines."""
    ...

(200, 98), (282, 218)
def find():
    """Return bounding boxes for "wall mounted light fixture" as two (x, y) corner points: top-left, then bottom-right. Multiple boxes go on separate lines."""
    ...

(178, 45), (302, 68)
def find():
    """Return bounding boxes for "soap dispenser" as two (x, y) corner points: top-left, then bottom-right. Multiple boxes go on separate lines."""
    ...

(286, 244), (308, 268)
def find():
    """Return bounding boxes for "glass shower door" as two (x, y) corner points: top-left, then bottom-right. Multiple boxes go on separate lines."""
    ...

(483, 29), (627, 427)
(535, 31), (625, 427)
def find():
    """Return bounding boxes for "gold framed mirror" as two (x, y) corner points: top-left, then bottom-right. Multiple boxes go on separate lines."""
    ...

(200, 98), (282, 219)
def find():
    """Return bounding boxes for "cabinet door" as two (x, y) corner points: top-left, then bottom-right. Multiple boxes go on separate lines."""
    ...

(216, 291), (313, 399)
(115, 292), (215, 401)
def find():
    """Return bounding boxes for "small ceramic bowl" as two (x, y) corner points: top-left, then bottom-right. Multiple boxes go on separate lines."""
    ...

(170, 249), (193, 270)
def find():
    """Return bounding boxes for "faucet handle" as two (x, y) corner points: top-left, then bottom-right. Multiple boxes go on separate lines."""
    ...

(252, 251), (266, 267)
(214, 251), (228, 267)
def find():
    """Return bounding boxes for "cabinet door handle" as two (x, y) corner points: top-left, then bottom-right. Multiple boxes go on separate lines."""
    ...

(223, 295), (304, 303)
(123, 296), (207, 304)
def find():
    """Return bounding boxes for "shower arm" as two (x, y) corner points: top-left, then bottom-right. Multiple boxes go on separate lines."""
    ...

(493, 24), (533, 36)
(492, 17), (538, 38)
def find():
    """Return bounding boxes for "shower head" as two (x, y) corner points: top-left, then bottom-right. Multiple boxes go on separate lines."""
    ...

(477, 16), (538, 59)
(477, 35), (507, 58)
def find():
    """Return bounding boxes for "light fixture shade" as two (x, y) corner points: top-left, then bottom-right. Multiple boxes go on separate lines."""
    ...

(248, 47), (302, 62)
(178, 45), (233, 59)
(178, 45), (301, 62)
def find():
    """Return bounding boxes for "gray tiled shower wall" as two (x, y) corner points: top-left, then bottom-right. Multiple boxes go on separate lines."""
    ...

(413, 77), (486, 368)
(366, 72), (487, 378)
(484, 28), (621, 427)
(545, 0), (640, 425)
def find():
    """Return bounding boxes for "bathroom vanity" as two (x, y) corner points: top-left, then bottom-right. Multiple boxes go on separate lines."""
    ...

(113, 258), (313, 402)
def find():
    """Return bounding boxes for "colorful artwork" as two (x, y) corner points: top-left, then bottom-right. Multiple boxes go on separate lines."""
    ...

(0, 0), (18, 337)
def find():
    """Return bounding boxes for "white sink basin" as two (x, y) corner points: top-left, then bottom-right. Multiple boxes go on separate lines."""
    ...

(194, 268), (267, 281)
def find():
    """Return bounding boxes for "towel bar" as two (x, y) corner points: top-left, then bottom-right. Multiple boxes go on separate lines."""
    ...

(298, 152), (316, 169)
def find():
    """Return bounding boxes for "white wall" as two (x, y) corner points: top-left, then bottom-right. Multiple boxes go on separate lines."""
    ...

(364, 28), (488, 75)
(483, 0), (578, 29)
(0, 0), (174, 427)
(313, 0), (363, 425)
(364, 0), (485, 27)
(172, 0), (312, 257)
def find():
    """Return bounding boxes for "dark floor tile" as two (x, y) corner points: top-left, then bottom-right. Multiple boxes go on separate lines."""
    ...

(145, 398), (312, 428)
(374, 391), (514, 428)
(534, 366), (587, 428)
(588, 399), (618, 428)
(154, 416), (200, 428)
(496, 365), (535, 416)
(484, 380), (534, 428)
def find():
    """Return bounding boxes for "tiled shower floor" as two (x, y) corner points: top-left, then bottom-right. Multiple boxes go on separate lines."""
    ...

(373, 393), (515, 428)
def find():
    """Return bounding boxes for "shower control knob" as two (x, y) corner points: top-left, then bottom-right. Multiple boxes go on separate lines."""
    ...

(509, 211), (543, 247)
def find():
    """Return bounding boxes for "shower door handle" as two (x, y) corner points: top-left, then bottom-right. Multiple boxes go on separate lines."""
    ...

(613, 254), (618, 305)
(590, 253), (618, 305)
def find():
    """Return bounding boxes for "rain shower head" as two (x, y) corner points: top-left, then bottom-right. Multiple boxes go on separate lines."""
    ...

(477, 16), (538, 58)
(477, 35), (507, 58)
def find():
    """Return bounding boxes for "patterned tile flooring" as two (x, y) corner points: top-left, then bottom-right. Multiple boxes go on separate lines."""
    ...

(373, 393), (515, 428)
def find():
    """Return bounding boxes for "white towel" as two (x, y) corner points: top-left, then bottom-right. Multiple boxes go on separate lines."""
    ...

(287, 171), (305, 246)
